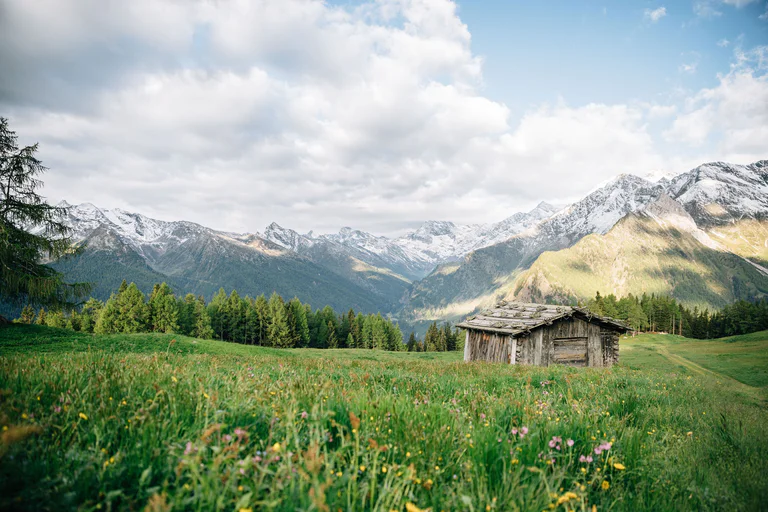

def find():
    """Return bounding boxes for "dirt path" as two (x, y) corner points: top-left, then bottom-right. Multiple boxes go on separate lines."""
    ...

(653, 344), (765, 401)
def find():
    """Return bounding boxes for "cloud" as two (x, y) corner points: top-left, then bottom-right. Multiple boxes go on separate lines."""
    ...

(721, 0), (758, 6)
(679, 52), (701, 74)
(693, 1), (723, 17)
(665, 46), (768, 158)
(717, 38), (730, 47)
(760, 3), (768, 20)
(644, 6), (668, 22)
(0, 0), (766, 236)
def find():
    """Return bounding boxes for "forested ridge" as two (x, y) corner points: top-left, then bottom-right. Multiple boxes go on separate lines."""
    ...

(587, 291), (768, 339)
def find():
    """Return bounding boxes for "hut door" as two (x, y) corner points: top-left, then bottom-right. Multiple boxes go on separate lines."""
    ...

(553, 337), (588, 366)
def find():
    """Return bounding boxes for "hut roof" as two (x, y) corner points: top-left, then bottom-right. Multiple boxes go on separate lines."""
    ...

(456, 301), (630, 337)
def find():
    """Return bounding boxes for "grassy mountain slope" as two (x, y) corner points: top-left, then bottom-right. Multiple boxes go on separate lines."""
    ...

(511, 204), (768, 309)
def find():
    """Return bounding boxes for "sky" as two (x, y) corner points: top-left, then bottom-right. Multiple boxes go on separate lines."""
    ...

(0, 0), (766, 236)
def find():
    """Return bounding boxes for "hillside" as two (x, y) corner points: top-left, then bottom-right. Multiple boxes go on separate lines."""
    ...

(1, 325), (767, 510)
(511, 195), (768, 308)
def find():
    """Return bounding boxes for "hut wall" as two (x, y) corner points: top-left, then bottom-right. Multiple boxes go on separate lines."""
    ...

(514, 317), (611, 368)
(465, 330), (513, 363)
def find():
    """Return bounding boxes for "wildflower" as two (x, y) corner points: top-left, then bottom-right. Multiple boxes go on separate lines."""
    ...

(171, 376), (178, 383)
(239, 508), (253, 512)
(382, 466), (387, 473)
(78, 413), (88, 421)
(54, 406), (61, 413)
(521, 427), (528, 435)
(272, 443), (281, 452)
(184, 442), (196, 455)
(601, 480), (610, 490)
(359, 465), (366, 472)
(567, 439), (574, 447)
(234, 428), (247, 439)
(686, 431), (693, 437)
(223, 434), (233, 443)
(301, 411), (309, 419)
(511, 428), (518, 435)
(405, 504), (425, 512)
(613, 463), (626, 471)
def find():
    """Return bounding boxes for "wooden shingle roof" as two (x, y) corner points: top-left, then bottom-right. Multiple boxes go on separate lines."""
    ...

(456, 301), (630, 337)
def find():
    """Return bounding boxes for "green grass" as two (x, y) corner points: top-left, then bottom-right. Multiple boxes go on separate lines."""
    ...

(1, 326), (767, 511)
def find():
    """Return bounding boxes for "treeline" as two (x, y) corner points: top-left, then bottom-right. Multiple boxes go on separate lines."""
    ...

(17, 281), (405, 350)
(587, 292), (768, 339)
(405, 322), (464, 352)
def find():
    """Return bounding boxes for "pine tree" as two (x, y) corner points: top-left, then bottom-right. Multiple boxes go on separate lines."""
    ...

(346, 332), (355, 349)
(407, 332), (417, 352)
(425, 322), (439, 352)
(254, 294), (270, 345)
(193, 296), (214, 339)
(115, 283), (149, 333)
(268, 293), (292, 347)
(327, 321), (338, 349)
(288, 298), (310, 347)
(0, 117), (89, 313)
(208, 288), (228, 341)
(227, 290), (244, 342)
(18, 305), (35, 324)
(95, 295), (118, 334)
(443, 323), (456, 351)
(45, 310), (66, 328)
(80, 297), (103, 333)
(149, 283), (178, 333)
(34, 308), (46, 325)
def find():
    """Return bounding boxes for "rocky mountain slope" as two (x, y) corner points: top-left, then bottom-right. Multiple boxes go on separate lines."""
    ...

(511, 194), (768, 308)
(51, 159), (767, 324)
(403, 160), (768, 322)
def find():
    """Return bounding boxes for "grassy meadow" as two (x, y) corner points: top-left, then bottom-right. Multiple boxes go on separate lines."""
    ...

(1, 325), (767, 511)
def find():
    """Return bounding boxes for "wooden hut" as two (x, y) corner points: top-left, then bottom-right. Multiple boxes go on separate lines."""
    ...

(457, 301), (630, 367)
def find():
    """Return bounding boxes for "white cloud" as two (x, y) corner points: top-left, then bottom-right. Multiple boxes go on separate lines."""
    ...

(0, 0), (766, 236)
(760, 3), (768, 20)
(644, 6), (668, 22)
(721, 0), (758, 6)
(694, 1), (723, 17)
(717, 38), (730, 47)
(665, 47), (768, 159)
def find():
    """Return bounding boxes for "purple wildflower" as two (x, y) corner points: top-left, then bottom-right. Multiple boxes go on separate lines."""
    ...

(567, 439), (574, 447)
(184, 442), (196, 455)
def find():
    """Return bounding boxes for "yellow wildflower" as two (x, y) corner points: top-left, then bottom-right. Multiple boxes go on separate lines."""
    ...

(79, 413), (88, 421)
(272, 442), (281, 452)
(359, 465), (366, 472)
(171, 376), (178, 383)
(601, 480), (610, 490)
(405, 504), (425, 512)
(239, 509), (253, 512)
(613, 463), (625, 471)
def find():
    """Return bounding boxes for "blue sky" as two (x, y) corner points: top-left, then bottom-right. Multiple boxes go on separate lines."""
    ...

(0, 0), (766, 235)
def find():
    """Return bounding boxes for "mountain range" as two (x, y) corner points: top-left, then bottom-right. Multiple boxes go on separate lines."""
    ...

(51, 160), (768, 331)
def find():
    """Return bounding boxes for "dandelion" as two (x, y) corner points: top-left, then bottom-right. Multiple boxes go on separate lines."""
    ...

(613, 463), (626, 470)
(601, 480), (610, 490)
(78, 413), (88, 421)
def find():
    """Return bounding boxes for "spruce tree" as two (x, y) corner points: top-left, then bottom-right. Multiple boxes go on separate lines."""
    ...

(115, 283), (149, 333)
(254, 294), (270, 345)
(288, 298), (310, 347)
(95, 295), (118, 334)
(0, 118), (89, 313)
(149, 283), (178, 333)
(407, 332), (417, 352)
(80, 297), (103, 333)
(346, 332), (355, 349)
(18, 305), (35, 324)
(208, 288), (228, 340)
(35, 308), (46, 325)
(327, 321), (338, 349)
(268, 293), (292, 347)
(193, 296), (214, 339)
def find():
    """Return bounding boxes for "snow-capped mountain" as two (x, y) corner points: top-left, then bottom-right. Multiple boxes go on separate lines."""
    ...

(666, 160), (768, 226)
(404, 159), (768, 322)
(51, 159), (768, 322)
